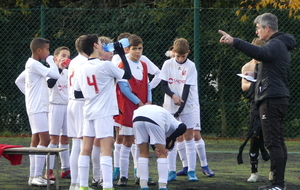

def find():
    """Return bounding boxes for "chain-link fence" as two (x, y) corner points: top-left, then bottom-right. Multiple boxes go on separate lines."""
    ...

(0, 7), (299, 138)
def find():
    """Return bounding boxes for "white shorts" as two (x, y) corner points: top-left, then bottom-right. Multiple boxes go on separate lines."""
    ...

(119, 125), (134, 136)
(49, 104), (68, 136)
(194, 122), (201, 131)
(193, 108), (201, 131)
(28, 112), (49, 134)
(114, 121), (121, 128)
(133, 121), (165, 145)
(178, 112), (195, 129)
(83, 116), (114, 138)
(67, 99), (84, 138)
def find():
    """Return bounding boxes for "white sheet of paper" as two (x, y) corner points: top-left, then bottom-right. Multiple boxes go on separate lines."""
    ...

(236, 74), (257, 82)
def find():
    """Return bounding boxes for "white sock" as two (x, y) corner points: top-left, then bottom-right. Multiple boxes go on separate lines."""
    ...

(120, 145), (131, 178)
(29, 148), (35, 178)
(101, 156), (113, 188)
(138, 157), (149, 184)
(134, 144), (140, 178)
(99, 149), (102, 180)
(195, 139), (208, 167)
(177, 141), (188, 168)
(92, 145), (101, 180)
(157, 158), (168, 184)
(114, 142), (122, 168)
(167, 142), (177, 171)
(59, 143), (70, 170)
(70, 139), (81, 184)
(185, 139), (196, 171)
(78, 155), (90, 187)
(46, 143), (57, 170)
(35, 145), (46, 177)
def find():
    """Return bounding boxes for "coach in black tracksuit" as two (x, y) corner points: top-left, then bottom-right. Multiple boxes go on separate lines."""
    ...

(218, 13), (296, 190)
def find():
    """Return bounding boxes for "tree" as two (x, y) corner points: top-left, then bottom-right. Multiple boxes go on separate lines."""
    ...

(237, 0), (300, 20)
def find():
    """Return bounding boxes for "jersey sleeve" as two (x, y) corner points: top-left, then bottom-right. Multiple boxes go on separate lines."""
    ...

(159, 60), (170, 81)
(106, 61), (124, 80)
(185, 63), (197, 86)
(32, 61), (51, 77)
(15, 71), (26, 94)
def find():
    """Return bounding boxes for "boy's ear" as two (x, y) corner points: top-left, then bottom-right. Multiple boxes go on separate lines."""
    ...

(93, 43), (98, 49)
(53, 55), (58, 62)
(124, 47), (130, 53)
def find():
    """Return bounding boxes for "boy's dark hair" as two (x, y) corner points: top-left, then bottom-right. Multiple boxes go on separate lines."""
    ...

(75, 35), (86, 54)
(81, 34), (99, 56)
(117, 32), (131, 41)
(30, 37), (49, 53)
(173, 38), (189, 55)
(54, 46), (70, 56)
(128, 34), (143, 47)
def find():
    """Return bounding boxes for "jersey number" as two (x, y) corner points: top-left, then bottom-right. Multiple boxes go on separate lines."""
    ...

(87, 75), (99, 94)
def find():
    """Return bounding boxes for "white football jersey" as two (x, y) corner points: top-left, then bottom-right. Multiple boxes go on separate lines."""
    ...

(75, 58), (124, 120)
(160, 58), (198, 114)
(24, 58), (50, 115)
(133, 104), (182, 137)
(48, 69), (68, 105)
(68, 54), (88, 100)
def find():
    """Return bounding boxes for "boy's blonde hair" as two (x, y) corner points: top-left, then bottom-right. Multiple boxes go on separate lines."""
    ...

(99, 36), (113, 45)
(54, 46), (70, 56)
(75, 35), (86, 54)
(128, 34), (143, 47)
(252, 37), (266, 46)
(173, 38), (189, 55)
(30, 37), (49, 53)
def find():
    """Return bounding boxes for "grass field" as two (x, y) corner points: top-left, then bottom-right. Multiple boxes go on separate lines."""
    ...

(0, 137), (299, 190)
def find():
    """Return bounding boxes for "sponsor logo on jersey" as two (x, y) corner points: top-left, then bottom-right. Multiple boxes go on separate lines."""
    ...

(58, 85), (68, 91)
(168, 78), (186, 84)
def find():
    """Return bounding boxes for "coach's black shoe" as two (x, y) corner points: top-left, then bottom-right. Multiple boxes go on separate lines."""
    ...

(258, 184), (286, 190)
(117, 177), (128, 186)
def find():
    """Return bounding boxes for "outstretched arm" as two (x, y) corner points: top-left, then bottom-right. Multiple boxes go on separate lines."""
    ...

(114, 42), (132, 79)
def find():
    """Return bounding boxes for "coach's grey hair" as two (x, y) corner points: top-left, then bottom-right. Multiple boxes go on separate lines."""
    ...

(254, 13), (278, 31)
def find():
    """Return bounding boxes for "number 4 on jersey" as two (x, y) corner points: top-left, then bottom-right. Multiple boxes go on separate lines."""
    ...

(87, 75), (99, 94)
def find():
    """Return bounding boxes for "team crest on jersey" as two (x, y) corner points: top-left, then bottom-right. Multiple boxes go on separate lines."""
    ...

(182, 70), (187, 75)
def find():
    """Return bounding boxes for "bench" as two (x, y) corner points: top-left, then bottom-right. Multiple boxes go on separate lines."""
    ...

(3, 147), (67, 190)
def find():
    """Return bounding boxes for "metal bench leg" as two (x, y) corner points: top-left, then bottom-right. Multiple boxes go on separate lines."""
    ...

(55, 152), (59, 190)
(47, 152), (50, 190)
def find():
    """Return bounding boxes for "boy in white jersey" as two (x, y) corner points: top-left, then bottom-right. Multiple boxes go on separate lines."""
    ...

(67, 35), (88, 190)
(44, 46), (71, 180)
(74, 34), (132, 190)
(15, 37), (59, 186)
(91, 36), (114, 188)
(132, 104), (187, 190)
(160, 38), (214, 182)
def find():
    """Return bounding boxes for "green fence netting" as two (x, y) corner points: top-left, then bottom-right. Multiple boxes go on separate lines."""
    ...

(0, 7), (299, 137)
